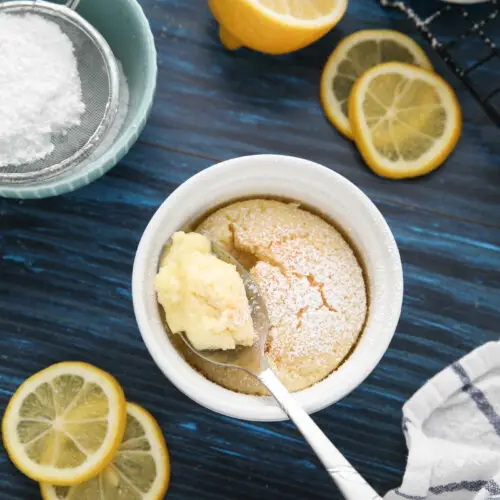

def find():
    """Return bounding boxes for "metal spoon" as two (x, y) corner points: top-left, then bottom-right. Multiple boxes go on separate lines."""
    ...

(173, 239), (382, 500)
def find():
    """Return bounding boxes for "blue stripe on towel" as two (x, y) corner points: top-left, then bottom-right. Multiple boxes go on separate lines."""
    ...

(395, 489), (426, 499)
(452, 362), (500, 437)
(395, 479), (500, 498)
(431, 481), (488, 494)
(396, 481), (486, 498)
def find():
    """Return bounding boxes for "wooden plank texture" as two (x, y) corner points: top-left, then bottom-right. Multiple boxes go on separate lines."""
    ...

(1, 1), (500, 499)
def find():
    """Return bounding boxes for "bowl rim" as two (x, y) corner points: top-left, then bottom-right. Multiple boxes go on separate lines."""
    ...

(132, 154), (404, 421)
(0, 0), (157, 199)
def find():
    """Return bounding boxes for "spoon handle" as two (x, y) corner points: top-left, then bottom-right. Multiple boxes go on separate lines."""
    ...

(258, 368), (381, 500)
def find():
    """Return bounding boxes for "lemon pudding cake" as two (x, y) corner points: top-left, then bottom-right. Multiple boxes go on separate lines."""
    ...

(169, 199), (367, 395)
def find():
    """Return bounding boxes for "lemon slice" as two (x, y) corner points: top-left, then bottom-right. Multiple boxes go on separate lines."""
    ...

(41, 403), (170, 500)
(209, 0), (348, 55)
(348, 62), (462, 179)
(2, 362), (126, 485)
(321, 30), (433, 138)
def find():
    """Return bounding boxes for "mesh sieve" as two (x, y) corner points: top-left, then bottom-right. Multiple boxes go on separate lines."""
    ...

(0, 0), (120, 184)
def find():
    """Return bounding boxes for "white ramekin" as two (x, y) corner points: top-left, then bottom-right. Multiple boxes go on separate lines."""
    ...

(132, 155), (403, 421)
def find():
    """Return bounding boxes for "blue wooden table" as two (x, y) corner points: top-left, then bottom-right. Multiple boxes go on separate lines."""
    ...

(1, 1), (500, 498)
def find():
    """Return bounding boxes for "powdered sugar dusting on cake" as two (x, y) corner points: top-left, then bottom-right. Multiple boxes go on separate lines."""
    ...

(196, 199), (367, 394)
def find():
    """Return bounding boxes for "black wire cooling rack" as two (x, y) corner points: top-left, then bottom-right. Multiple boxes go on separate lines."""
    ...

(379, 0), (500, 127)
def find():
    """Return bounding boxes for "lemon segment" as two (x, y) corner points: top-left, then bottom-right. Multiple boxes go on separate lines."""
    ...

(320, 30), (433, 138)
(41, 403), (171, 500)
(348, 62), (462, 179)
(2, 362), (126, 485)
(209, 0), (348, 55)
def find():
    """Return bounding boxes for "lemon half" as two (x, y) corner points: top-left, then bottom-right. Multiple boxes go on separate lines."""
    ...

(209, 0), (348, 54)
(2, 362), (126, 485)
(348, 62), (462, 179)
(41, 403), (170, 500)
(321, 30), (433, 138)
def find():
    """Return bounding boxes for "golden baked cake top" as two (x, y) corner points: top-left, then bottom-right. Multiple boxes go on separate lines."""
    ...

(192, 199), (367, 394)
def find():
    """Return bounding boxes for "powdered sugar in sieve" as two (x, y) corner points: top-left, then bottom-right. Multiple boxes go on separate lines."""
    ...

(0, 1), (120, 185)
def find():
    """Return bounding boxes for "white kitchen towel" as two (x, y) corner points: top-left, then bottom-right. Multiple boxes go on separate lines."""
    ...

(385, 341), (500, 500)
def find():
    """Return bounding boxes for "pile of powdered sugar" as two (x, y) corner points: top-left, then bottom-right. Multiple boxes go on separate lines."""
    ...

(0, 13), (85, 168)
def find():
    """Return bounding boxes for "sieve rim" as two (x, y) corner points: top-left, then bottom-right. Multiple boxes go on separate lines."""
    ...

(0, 0), (120, 184)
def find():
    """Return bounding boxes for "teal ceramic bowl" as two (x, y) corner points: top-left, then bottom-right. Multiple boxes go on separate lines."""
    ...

(0, 0), (157, 199)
